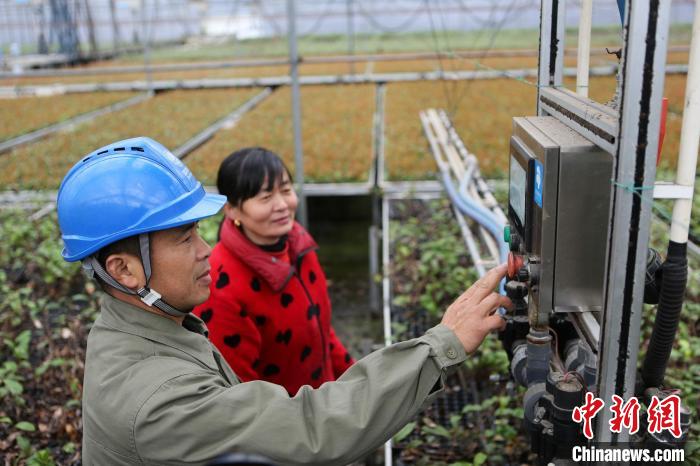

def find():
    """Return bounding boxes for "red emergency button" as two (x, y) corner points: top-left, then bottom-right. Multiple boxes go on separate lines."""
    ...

(507, 252), (524, 279)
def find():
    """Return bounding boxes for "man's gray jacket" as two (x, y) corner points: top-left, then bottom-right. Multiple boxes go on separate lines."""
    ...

(82, 294), (468, 465)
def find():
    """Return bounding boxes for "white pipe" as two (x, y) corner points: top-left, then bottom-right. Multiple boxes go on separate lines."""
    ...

(576, 0), (593, 97)
(670, 0), (700, 243)
(287, 0), (307, 228)
(380, 195), (393, 466)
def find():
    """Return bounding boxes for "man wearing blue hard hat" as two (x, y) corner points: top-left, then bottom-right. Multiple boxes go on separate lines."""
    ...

(57, 137), (511, 465)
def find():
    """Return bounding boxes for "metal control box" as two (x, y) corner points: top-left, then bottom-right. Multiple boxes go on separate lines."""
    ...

(508, 116), (612, 322)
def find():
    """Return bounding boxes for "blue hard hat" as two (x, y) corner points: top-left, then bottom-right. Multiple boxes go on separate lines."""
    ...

(57, 137), (225, 262)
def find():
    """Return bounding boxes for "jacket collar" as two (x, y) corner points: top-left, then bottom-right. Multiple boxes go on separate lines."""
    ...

(99, 293), (219, 371)
(220, 218), (318, 292)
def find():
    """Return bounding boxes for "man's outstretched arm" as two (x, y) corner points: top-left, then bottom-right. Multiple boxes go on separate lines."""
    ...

(133, 265), (511, 466)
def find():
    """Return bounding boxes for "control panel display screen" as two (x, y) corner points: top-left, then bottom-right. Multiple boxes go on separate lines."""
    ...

(509, 155), (527, 226)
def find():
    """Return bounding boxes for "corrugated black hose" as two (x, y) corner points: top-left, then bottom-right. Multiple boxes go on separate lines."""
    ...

(641, 241), (688, 389)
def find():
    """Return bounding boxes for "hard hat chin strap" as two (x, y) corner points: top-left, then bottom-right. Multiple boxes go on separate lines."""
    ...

(83, 233), (188, 317)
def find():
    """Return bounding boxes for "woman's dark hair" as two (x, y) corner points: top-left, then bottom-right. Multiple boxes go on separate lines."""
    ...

(217, 147), (292, 205)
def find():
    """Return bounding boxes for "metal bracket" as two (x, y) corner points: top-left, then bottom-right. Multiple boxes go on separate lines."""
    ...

(539, 86), (618, 154)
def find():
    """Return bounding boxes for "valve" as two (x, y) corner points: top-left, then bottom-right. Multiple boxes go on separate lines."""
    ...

(507, 252), (524, 279)
(505, 280), (529, 315)
(510, 233), (522, 252)
(504, 225), (522, 252)
(517, 266), (530, 283)
(505, 280), (528, 300)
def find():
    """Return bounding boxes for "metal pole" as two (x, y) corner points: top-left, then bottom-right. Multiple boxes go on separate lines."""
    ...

(670, 0), (700, 244)
(380, 195), (392, 466)
(369, 83), (385, 312)
(83, 0), (98, 57)
(369, 226), (379, 311)
(109, 0), (120, 53)
(537, 0), (565, 115)
(346, 0), (355, 74)
(595, 0), (671, 443)
(141, 0), (153, 96)
(576, 0), (592, 97)
(287, 0), (307, 227)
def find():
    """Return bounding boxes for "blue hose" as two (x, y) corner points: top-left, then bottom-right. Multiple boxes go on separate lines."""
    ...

(440, 170), (508, 294)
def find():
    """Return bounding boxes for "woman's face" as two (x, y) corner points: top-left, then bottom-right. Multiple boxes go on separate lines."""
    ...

(227, 171), (298, 245)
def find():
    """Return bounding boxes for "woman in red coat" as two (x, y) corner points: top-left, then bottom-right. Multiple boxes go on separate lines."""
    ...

(194, 147), (354, 395)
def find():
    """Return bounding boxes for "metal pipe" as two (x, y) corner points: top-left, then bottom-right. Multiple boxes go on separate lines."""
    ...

(3, 46), (691, 79)
(8, 64), (674, 97)
(437, 110), (508, 227)
(140, 0), (153, 96)
(370, 83), (385, 313)
(346, 0), (355, 75)
(537, 0), (566, 115)
(421, 111), (505, 259)
(372, 83), (386, 189)
(287, 0), (306, 227)
(595, 0), (672, 443)
(576, 0), (593, 97)
(670, 0), (700, 244)
(380, 195), (393, 466)
(369, 226), (379, 312)
(451, 202), (487, 278)
(422, 109), (507, 285)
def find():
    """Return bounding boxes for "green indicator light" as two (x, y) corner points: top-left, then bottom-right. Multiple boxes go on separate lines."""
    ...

(504, 225), (511, 244)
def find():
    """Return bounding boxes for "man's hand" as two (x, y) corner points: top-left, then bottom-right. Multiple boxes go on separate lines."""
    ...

(440, 264), (512, 354)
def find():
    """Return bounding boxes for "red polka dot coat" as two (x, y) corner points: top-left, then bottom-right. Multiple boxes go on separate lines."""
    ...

(194, 219), (355, 395)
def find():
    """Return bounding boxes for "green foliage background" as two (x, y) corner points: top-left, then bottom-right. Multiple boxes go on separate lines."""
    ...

(0, 192), (698, 464)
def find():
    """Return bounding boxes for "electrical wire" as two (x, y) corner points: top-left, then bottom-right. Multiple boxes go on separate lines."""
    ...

(452, 0), (506, 29)
(256, 0), (284, 38)
(147, 0), (160, 49)
(424, 0), (455, 116)
(426, 0), (700, 250)
(227, 0), (242, 24)
(454, 0), (533, 109)
(254, 0), (337, 37)
(564, 371), (586, 386)
(424, 0), (497, 117)
(612, 181), (700, 242)
(438, 0), (528, 118)
(547, 326), (566, 372)
(297, 0), (335, 37)
(355, 1), (425, 34)
(430, 0), (487, 117)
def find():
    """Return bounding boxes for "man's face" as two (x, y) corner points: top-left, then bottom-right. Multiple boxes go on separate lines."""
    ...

(148, 223), (212, 311)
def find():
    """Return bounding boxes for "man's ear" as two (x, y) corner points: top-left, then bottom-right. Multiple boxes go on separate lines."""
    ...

(104, 253), (143, 290)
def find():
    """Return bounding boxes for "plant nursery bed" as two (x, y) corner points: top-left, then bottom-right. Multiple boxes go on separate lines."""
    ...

(0, 88), (260, 190)
(187, 84), (376, 184)
(383, 74), (688, 181)
(387, 197), (531, 465)
(0, 92), (137, 142)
